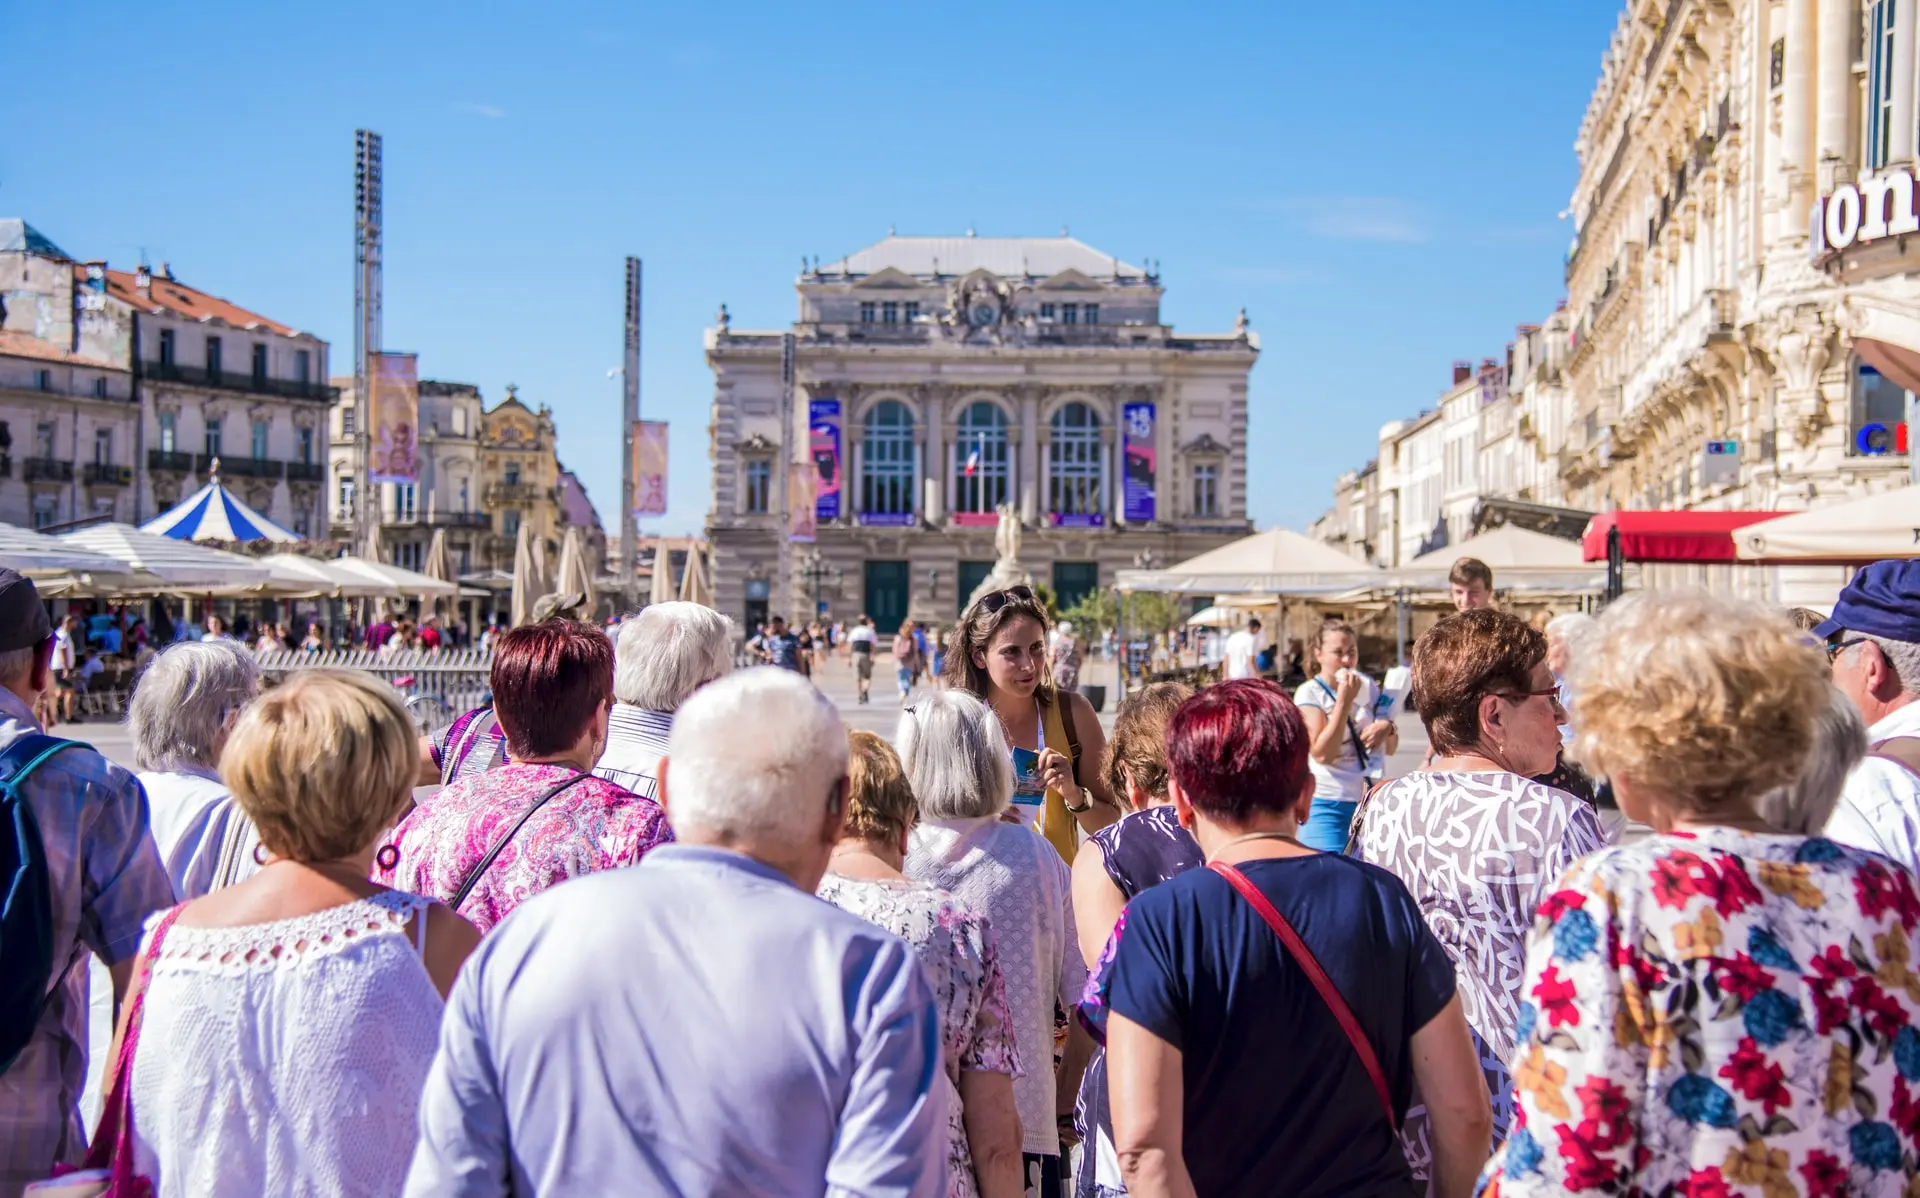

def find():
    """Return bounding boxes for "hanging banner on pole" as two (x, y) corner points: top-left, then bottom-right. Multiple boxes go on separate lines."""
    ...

(1122, 401), (1157, 523)
(368, 352), (419, 483)
(631, 421), (668, 517)
(788, 462), (817, 542)
(810, 398), (842, 522)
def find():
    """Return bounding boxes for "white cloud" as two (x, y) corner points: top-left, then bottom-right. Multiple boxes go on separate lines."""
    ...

(455, 103), (506, 119)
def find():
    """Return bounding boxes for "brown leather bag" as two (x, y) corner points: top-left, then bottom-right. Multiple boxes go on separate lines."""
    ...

(1872, 737), (1920, 780)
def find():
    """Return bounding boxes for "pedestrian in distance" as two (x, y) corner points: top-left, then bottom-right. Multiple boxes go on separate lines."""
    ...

(1090, 679), (1493, 1198)
(895, 619), (923, 701)
(820, 730), (1024, 1198)
(943, 585), (1119, 861)
(1448, 557), (1494, 612)
(900, 687), (1089, 1198)
(1351, 609), (1605, 1187)
(128, 640), (266, 900)
(1221, 617), (1260, 682)
(760, 614), (804, 672)
(377, 620), (674, 934)
(595, 601), (734, 799)
(1293, 621), (1397, 852)
(0, 569), (173, 1195)
(849, 614), (877, 705)
(1479, 591), (1920, 1196)
(403, 668), (949, 1197)
(118, 670), (480, 1197)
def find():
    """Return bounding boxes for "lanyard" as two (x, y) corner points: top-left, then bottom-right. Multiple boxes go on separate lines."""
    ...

(1313, 677), (1370, 772)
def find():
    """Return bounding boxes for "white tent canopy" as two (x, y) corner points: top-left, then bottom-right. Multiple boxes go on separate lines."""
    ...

(1393, 526), (1604, 592)
(214, 554), (395, 599)
(55, 524), (270, 589)
(331, 556), (460, 601)
(1735, 488), (1920, 563)
(0, 524), (132, 574)
(1115, 527), (1383, 595)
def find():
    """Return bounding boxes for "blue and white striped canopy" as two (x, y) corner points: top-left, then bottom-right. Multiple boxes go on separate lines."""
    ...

(140, 477), (301, 543)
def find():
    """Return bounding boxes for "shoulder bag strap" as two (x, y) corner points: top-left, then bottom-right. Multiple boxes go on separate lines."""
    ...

(84, 903), (186, 1176)
(440, 707), (495, 787)
(449, 772), (591, 912)
(1055, 686), (1083, 770)
(1871, 737), (1920, 782)
(1208, 860), (1398, 1131)
(1313, 677), (1370, 772)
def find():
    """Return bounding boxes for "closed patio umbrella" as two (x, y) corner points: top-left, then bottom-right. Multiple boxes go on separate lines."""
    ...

(647, 538), (675, 607)
(422, 528), (453, 613)
(678, 543), (711, 607)
(511, 521), (539, 627)
(555, 526), (596, 616)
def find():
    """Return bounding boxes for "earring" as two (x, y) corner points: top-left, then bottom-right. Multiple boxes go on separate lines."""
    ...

(253, 843), (271, 866)
(375, 844), (400, 872)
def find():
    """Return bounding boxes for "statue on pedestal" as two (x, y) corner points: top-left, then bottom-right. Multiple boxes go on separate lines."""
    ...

(966, 504), (1032, 612)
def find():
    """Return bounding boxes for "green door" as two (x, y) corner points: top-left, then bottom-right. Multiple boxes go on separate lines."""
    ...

(1052, 561), (1100, 614)
(865, 560), (910, 634)
(957, 561), (995, 616)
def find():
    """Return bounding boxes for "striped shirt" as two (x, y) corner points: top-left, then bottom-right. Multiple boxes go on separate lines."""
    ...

(591, 705), (673, 799)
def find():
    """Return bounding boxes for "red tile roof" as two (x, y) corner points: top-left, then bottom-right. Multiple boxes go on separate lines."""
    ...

(0, 329), (124, 371)
(83, 266), (299, 337)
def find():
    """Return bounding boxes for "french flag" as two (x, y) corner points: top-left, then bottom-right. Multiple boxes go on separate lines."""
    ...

(965, 443), (981, 476)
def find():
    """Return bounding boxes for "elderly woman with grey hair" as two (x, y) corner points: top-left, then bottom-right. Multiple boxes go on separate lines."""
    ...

(901, 687), (1088, 1198)
(1763, 685), (1868, 834)
(594, 601), (735, 798)
(129, 639), (263, 898)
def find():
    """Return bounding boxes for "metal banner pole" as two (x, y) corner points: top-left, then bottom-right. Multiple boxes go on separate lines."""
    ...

(622, 257), (642, 615)
(353, 129), (383, 562)
(778, 332), (796, 622)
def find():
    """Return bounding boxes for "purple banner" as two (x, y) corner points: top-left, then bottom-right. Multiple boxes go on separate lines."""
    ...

(810, 399), (842, 522)
(859, 511), (917, 527)
(1050, 512), (1106, 529)
(1123, 402), (1156, 523)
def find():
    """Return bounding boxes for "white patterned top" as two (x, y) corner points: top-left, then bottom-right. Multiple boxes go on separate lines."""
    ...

(908, 817), (1086, 1158)
(130, 891), (445, 1198)
(1354, 770), (1606, 1178)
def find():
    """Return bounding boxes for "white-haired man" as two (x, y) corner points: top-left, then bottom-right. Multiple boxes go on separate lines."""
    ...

(1821, 561), (1920, 873)
(594, 601), (734, 798)
(405, 668), (948, 1198)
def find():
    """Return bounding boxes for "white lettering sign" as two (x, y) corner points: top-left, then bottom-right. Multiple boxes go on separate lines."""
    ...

(1818, 167), (1920, 252)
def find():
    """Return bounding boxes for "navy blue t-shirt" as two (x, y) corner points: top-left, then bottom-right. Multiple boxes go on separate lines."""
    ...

(1101, 853), (1456, 1196)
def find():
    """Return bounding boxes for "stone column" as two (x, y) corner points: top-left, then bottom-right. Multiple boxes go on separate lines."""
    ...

(1782, 0), (1818, 223)
(1817, 0), (1855, 186)
(920, 392), (943, 523)
(1102, 423), (1118, 525)
(944, 423), (958, 517)
(1017, 393), (1038, 523)
(1896, 0), (1919, 165)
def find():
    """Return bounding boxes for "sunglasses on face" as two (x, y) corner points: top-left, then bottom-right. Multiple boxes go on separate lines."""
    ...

(1826, 633), (1869, 663)
(972, 585), (1036, 616)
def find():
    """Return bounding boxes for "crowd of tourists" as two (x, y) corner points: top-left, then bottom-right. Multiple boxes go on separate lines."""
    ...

(12, 553), (1920, 1197)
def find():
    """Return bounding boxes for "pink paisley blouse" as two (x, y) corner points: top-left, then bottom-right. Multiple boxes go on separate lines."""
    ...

(375, 762), (673, 934)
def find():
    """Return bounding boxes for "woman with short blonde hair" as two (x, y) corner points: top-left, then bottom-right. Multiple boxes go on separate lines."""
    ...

(1480, 593), (1920, 1195)
(121, 670), (480, 1195)
(818, 731), (1022, 1198)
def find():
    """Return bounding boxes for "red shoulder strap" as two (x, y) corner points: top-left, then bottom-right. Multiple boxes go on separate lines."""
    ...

(1208, 860), (1398, 1131)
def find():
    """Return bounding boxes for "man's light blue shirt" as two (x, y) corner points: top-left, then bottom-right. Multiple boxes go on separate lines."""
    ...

(403, 843), (949, 1198)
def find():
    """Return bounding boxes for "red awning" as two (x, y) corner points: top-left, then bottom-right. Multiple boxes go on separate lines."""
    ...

(1580, 510), (1789, 563)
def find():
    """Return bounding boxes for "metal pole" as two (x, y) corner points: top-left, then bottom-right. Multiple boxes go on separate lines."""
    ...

(1606, 524), (1625, 603)
(1395, 587), (1409, 667)
(778, 332), (796, 623)
(353, 129), (383, 560)
(621, 257), (641, 614)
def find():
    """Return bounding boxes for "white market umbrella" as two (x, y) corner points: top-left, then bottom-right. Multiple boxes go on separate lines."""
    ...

(647, 539), (676, 607)
(1186, 604), (1251, 628)
(332, 556), (459, 600)
(214, 553), (393, 599)
(56, 524), (271, 588)
(1395, 526), (1603, 592)
(510, 521), (539, 627)
(1735, 487), (1920, 564)
(0, 523), (131, 574)
(422, 528), (454, 614)
(1115, 527), (1384, 595)
(678, 543), (711, 607)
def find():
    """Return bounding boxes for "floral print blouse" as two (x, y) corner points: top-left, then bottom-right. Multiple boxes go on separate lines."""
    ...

(817, 874), (1021, 1198)
(1481, 827), (1920, 1196)
(375, 762), (673, 934)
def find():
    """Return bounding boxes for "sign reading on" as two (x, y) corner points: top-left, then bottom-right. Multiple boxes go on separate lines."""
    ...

(1814, 167), (1920, 255)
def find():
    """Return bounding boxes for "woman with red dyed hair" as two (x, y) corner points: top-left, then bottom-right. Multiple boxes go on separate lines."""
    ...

(376, 619), (674, 933)
(1085, 680), (1492, 1197)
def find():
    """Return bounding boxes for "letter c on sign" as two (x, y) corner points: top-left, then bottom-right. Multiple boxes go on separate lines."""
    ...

(1827, 184), (1864, 249)
(1859, 423), (1893, 454)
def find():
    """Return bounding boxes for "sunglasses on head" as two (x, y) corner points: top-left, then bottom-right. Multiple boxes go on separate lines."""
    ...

(972, 585), (1036, 616)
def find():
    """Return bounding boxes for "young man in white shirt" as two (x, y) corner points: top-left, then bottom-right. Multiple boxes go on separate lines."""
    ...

(48, 614), (79, 725)
(846, 616), (877, 705)
(1222, 617), (1262, 681)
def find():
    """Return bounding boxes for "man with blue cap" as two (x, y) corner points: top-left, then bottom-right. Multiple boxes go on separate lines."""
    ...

(1822, 560), (1920, 871)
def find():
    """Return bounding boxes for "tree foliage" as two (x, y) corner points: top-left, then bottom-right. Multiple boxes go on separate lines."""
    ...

(1060, 588), (1186, 639)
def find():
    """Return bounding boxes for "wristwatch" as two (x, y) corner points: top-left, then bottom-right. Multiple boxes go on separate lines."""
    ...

(1062, 790), (1093, 814)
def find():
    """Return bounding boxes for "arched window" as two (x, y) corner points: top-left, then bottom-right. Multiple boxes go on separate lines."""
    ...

(1048, 402), (1102, 517)
(861, 400), (915, 517)
(953, 401), (1009, 514)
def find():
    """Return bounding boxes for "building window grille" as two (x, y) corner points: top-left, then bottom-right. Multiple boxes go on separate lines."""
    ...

(205, 418), (223, 459)
(1062, 303), (1079, 325)
(1048, 402), (1102, 516)
(206, 336), (222, 376)
(861, 400), (915, 516)
(94, 429), (112, 466)
(1870, 1), (1898, 169)
(1193, 463), (1219, 517)
(904, 302), (919, 322)
(35, 370), (51, 392)
(1040, 303), (1056, 321)
(953, 402), (1010, 515)
(745, 459), (772, 513)
(882, 301), (898, 325)
(251, 419), (269, 461)
(158, 328), (175, 366)
(159, 412), (177, 453)
(860, 302), (876, 323)
(295, 349), (311, 383)
(1085, 303), (1100, 325)
(251, 344), (268, 383)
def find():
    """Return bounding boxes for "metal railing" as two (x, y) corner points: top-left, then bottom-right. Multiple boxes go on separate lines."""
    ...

(143, 361), (338, 402)
(148, 449), (193, 473)
(485, 482), (543, 505)
(83, 463), (132, 486)
(197, 454), (279, 478)
(24, 458), (73, 483)
(255, 647), (491, 734)
(285, 460), (325, 482)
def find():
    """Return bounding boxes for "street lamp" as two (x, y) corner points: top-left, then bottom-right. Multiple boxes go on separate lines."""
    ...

(799, 549), (842, 622)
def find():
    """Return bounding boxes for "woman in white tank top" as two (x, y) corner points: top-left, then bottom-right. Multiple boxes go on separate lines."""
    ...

(116, 670), (480, 1197)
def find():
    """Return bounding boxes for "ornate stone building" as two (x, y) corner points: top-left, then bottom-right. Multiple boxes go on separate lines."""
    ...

(705, 234), (1258, 632)
(477, 387), (563, 572)
(329, 378), (487, 572)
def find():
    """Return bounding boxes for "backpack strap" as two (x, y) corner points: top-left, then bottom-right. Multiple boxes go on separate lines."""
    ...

(0, 734), (83, 794)
(1209, 860), (1399, 1132)
(1871, 737), (1920, 782)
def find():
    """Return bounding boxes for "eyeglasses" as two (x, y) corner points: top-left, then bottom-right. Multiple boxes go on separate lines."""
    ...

(971, 585), (1036, 616)
(1825, 634), (1869, 663)
(1495, 686), (1565, 711)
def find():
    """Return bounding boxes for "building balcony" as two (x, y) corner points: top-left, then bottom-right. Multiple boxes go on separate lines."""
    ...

(284, 460), (325, 483)
(148, 449), (194, 474)
(484, 482), (543, 506)
(142, 361), (339, 403)
(83, 463), (132, 487)
(430, 511), (491, 528)
(23, 458), (72, 484)
(0, 454), (11, 479)
(197, 454), (280, 479)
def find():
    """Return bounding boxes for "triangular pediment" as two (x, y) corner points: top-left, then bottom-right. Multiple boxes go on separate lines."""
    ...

(856, 267), (922, 289)
(1037, 268), (1102, 291)
(1183, 433), (1229, 454)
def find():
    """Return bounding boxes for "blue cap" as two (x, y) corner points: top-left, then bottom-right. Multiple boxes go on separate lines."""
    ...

(1814, 560), (1920, 643)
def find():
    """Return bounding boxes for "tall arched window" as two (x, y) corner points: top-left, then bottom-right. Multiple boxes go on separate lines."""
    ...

(861, 400), (915, 517)
(1048, 402), (1102, 516)
(953, 401), (1009, 514)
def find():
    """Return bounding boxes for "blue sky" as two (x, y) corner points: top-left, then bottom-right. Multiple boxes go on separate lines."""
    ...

(4, 0), (1621, 535)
